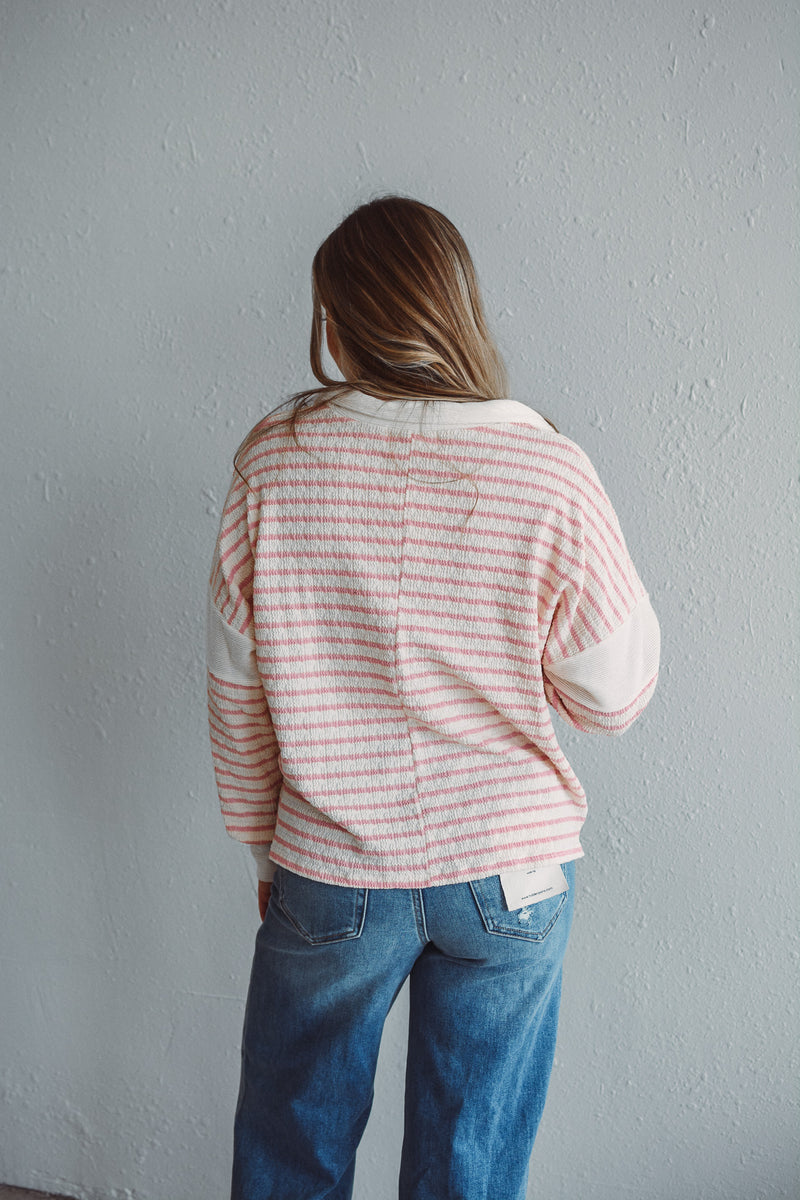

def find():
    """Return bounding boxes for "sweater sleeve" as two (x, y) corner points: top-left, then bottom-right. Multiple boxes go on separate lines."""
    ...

(207, 473), (281, 878)
(542, 452), (660, 736)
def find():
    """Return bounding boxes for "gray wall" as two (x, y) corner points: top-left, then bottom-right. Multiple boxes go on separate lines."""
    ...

(1, 1), (797, 1197)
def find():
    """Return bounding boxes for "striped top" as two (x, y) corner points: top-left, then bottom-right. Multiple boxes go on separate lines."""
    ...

(207, 391), (660, 888)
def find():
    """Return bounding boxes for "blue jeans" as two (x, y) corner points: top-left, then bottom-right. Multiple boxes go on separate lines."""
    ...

(232, 861), (576, 1200)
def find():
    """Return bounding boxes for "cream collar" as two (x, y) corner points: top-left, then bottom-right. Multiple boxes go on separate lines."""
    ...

(328, 390), (549, 432)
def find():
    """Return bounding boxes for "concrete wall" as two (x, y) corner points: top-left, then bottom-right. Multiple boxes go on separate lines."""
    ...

(1, 1), (797, 1197)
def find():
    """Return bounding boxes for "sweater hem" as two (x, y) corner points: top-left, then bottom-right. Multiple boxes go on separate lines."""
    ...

(266, 843), (585, 891)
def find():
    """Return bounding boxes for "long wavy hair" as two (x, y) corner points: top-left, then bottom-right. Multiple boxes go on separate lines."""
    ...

(234, 195), (509, 471)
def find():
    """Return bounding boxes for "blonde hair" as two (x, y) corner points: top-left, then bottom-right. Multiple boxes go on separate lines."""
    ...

(235, 195), (508, 468)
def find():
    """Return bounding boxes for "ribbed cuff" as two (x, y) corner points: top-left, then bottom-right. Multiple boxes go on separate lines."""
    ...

(248, 843), (275, 882)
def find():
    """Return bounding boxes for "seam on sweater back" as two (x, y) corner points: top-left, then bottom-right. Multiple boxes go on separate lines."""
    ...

(392, 433), (434, 878)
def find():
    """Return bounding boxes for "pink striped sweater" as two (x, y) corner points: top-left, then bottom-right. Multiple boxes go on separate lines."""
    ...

(207, 391), (659, 888)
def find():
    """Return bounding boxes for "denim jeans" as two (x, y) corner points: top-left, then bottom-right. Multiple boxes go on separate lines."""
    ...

(231, 860), (575, 1200)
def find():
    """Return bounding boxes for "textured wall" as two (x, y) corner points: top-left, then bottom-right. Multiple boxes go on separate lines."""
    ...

(1, 1), (797, 1197)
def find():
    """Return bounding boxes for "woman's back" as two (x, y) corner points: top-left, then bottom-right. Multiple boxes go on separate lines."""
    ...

(208, 389), (658, 889)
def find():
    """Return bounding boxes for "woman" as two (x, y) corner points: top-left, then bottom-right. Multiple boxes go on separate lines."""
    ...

(207, 195), (660, 1200)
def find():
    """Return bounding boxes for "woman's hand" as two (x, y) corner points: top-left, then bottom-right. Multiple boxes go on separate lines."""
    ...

(258, 880), (272, 921)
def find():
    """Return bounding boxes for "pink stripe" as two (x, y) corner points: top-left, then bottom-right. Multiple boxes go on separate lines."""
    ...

(255, 527), (580, 575)
(250, 569), (570, 619)
(209, 742), (275, 771)
(208, 721), (274, 746)
(220, 485), (247, 522)
(207, 672), (263, 693)
(250, 552), (569, 602)
(223, 823), (276, 835)
(278, 768), (571, 814)
(207, 697), (267, 715)
(259, 536), (580, 581)
(207, 676), (266, 703)
(413, 761), (576, 795)
(217, 777), (277, 796)
(207, 718), (271, 746)
(277, 801), (582, 849)
(261, 695), (553, 733)
(218, 525), (250, 567)
(218, 761), (276, 785)
(278, 762), (580, 810)
(272, 821), (582, 874)
(265, 691), (408, 718)
(273, 711), (407, 736)
(279, 784), (579, 830)
(251, 604), (544, 651)
(219, 798), (276, 812)
(207, 697), (272, 719)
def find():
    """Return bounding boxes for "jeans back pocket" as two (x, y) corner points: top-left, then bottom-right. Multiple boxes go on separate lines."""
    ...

(469, 865), (571, 942)
(274, 866), (368, 945)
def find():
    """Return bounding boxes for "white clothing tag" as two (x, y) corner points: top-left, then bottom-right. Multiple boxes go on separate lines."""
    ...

(499, 864), (568, 911)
